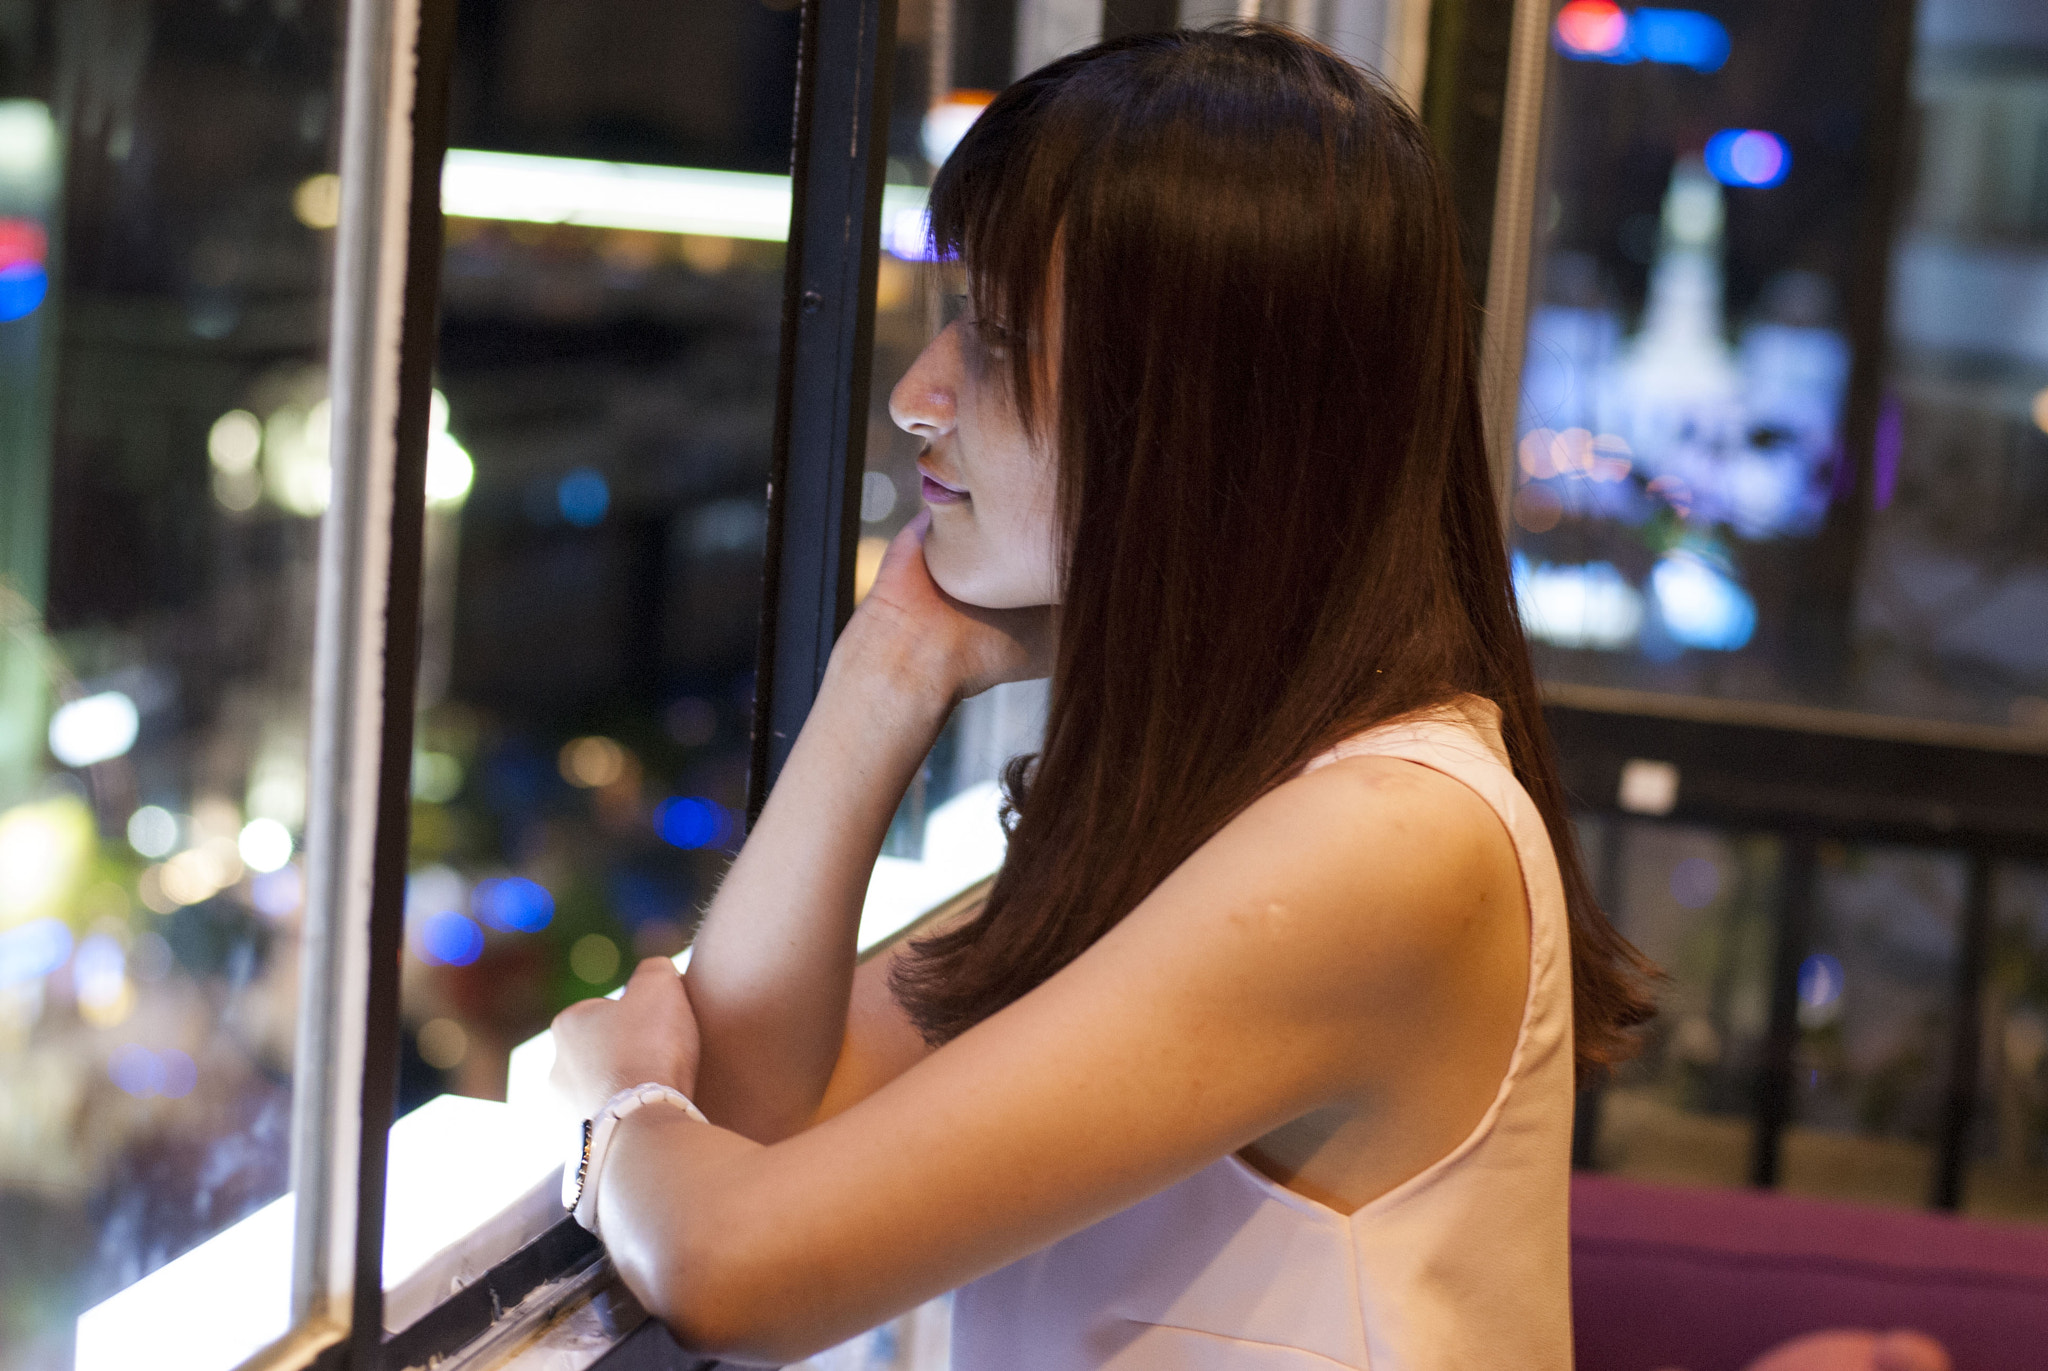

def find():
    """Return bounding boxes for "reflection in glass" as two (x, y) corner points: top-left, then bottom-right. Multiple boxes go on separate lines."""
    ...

(1584, 821), (1773, 1189)
(0, 4), (340, 1366)
(1970, 862), (2048, 1220)
(1779, 845), (1963, 1208)
(1509, 0), (2048, 728)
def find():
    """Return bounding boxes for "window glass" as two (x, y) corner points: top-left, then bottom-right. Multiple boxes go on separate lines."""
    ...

(852, 0), (1049, 947)
(0, 4), (340, 1366)
(1778, 844), (1964, 1208)
(1510, 0), (2048, 729)
(1971, 861), (2048, 1221)
(1583, 820), (1775, 1188)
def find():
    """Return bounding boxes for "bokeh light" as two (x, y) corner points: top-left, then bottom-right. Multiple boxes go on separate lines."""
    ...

(0, 795), (95, 924)
(1554, 0), (1628, 57)
(418, 910), (485, 966)
(126, 805), (181, 860)
(73, 935), (130, 1025)
(237, 818), (293, 874)
(293, 172), (340, 229)
(558, 736), (626, 788)
(1705, 129), (1791, 188)
(1651, 551), (1757, 650)
(1797, 952), (1846, 1028)
(472, 876), (553, 933)
(416, 1017), (468, 1070)
(107, 1045), (197, 1099)
(556, 468), (610, 526)
(570, 933), (621, 985)
(920, 90), (993, 167)
(654, 796), (731, 850)
(48, 690), (140, 768)
(0, 918), (71, 988)
(207, 410), (262, 475)
(250, 864), (304, 920)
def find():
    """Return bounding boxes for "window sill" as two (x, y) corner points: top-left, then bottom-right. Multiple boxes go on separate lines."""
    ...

(74, 783), (1005, 1371)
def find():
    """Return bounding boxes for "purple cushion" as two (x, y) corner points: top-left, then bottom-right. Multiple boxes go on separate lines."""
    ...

(1570, 1173), (2048, 1371)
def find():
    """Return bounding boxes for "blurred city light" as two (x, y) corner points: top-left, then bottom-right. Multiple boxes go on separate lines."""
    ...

(1650, 550), (1757, 650)
(127, 805), (181, 859)
(48, 690), (140, 767)
(473, 876), (554, 933)
(416, 1017), (468, 1070)
(1704, 129), (1791, 188)
(570, 933), (621, 985)
(654, 795), (730, 850)
(921, 90), (992, 166)
(250, 864), (303, 920)
(860, 470), (898, 523)
(1797, 951), (1845, 1028)
(418, 910), (484, 966)
(0, 918), (71, 988)
(1630, 9), (1730, 70)
(556, 468), (610, 527)
(292, 172), (340, 230)
(2033, 386), (2048, 435)
(0, 795), (94, 924)
(439, 149), (933, 260)
(1554, 1), (1628, 57)
(0, 217), (48, 321)
(236, 818), (294, 874)
(107, 1044), (198, 1099)
(74, 934), (132, 1028)
(410, 751), (464, 803)
(1554, 4), (1728, 72)
(559, 736), (627, 788)
(265, 398), (332, 516)
(1512, 554), (1646, 649)
(425, 390), (474, 508)
(207, 410), (262, 474)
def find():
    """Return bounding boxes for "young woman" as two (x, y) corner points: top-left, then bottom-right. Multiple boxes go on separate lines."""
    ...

(551, 25), (1654, 1370)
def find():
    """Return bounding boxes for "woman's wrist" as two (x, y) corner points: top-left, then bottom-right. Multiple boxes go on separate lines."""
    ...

(826, 610), (962, 734)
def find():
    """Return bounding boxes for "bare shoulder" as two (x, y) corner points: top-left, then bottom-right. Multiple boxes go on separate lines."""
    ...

(1161, 751), (1526, 970)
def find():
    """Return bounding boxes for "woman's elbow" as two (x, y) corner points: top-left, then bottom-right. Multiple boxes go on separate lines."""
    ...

(633, 1234), (833, 1365)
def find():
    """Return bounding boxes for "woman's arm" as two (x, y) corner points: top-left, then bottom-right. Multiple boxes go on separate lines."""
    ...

(558, 751), (1530, 1362)
(679, 515), (1048, 1141)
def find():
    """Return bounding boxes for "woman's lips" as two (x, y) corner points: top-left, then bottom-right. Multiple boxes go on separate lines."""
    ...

(920, 471), (969, 505)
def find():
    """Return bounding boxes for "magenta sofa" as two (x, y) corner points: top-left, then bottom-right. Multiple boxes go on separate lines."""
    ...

(1570, 1173), (2048, 1371)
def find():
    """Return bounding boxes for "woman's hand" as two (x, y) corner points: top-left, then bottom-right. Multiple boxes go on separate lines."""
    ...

(841, 511), (1053, 708)
(551, 956), (704, 1120)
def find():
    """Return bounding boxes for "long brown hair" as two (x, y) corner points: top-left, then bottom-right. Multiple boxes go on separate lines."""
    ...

(892, 24), (1655, 1079)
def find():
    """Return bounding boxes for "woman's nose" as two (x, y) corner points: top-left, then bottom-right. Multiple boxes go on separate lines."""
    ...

(888, 323), (961, 439)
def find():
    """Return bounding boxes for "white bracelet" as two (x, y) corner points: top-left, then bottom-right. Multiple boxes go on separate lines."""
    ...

(564, 1082), (709, 1236)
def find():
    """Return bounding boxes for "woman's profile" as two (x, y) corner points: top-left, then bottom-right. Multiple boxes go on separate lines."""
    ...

(551, 24), (1656, 1370)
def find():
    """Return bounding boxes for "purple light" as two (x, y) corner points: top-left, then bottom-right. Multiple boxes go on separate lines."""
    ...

(108, 1045), (201, 1099)
(159, 1049), (198, 1098)
(419, 910), (485, 966)
(1705, 129), (1791, 188)
(1872, 396), (1903, 510)
(108, 1043), (166, 1097)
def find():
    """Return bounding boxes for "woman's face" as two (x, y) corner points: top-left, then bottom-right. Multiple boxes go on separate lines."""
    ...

(888, 307), (1061, 609)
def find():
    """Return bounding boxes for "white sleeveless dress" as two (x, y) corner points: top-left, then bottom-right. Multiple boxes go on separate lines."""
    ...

(950, 702), (1576, 1370)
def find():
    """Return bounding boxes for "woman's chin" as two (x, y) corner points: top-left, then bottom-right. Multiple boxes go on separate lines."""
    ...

(926, 551), (1037, 611)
